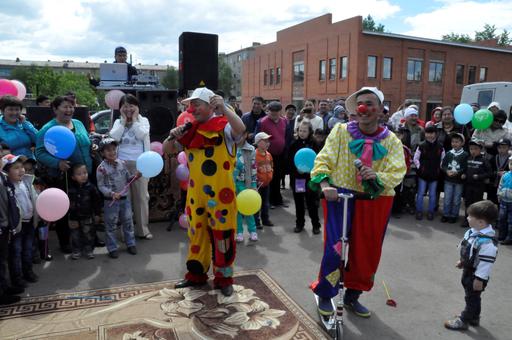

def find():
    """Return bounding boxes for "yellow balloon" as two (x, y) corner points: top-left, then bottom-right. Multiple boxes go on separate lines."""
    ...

(236, 189), (262, 216)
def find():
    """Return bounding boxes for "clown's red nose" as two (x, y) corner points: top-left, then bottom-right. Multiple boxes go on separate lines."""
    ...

(186, 105), (196, 113)
(357, 104), (368, 114)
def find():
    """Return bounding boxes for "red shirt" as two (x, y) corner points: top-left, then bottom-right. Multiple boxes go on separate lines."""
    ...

(258, 116), (287, 155)
(255, 150), (273, 187)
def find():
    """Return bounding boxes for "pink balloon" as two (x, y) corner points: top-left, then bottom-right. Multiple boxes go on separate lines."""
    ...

(36, 188), (70, 222)
(176, 164), (189, 181)
(177, 151), (187, 165)
(0, 79), (18, 97)
(11, 80), (26, 100)
(105, 90), (125, 110)
(150, 141), (163, 156)
(178, 214), (189, 229)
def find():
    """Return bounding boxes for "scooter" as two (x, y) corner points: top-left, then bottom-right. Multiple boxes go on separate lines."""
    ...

(314, 192), (353, 340)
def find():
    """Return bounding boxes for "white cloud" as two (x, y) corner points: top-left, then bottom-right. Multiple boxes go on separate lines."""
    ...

(404, 1), (512, 39)
(0, 0), (400, 66)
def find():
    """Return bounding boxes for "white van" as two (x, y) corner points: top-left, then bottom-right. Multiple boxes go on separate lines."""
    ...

(460, 82), (512, 121)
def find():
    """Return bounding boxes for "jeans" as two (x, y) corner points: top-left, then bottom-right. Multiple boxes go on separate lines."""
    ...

(254, 185), (270, 225)
(292, 177), (320, 229)
(235, 181), (256, 233)
(460, 271), (487, 322)
(443, 181), (463, 218)
(8, 222), (34, 281)
(103, 199), (136, 252)
(498, 201), (512, 241)
(70, 218), (95, 254)
(416, 179), (438, 213)
(0, 232), (10, 294)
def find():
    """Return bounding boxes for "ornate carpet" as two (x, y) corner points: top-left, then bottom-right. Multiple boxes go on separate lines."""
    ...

(0, 269), (328, 340)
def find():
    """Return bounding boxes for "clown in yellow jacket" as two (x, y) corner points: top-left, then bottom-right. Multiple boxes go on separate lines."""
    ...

(168, 88), (245, 297)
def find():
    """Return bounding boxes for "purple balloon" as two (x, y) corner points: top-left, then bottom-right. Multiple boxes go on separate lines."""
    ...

(177, 151), (187, 165)
(176, 164), (190, 181)
(178, 214), (189, 229)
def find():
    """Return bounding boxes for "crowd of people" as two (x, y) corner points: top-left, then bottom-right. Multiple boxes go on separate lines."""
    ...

(0, 86), (509, 331)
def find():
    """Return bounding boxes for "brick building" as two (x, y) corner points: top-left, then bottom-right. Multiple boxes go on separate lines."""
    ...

(241, 14), (512, 120)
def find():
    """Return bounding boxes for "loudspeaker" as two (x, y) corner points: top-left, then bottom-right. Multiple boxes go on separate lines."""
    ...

(179, 32), (218, 91)
(26, 106), (91, 132)
(136, 90), (178, 142)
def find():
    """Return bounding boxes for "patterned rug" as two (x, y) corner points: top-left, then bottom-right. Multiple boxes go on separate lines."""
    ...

(0, 269), (328, 340)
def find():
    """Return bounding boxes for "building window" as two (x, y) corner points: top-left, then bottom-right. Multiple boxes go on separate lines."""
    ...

(468, 66), (477, 84)
(329, 58), (336, 80)
(383, 57), (392, 80)
(479, 67), (487, 82)
(340, 56), (348, 79)
(276, 67), (281, 84)
(319, 60), (326, 81)
(407, 59), (423, 81)
(367, 56), (377, 78)
(456, 64), (465, 84)
(294, 62), (304, 83)
(269, 68), (274, 85)
(428, 61), (444, 82)
(264, 69), (268, 86)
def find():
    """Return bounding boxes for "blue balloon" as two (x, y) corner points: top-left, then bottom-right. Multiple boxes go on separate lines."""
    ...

(294, 147), (317, 173)
(136, 151), (164, 178)
(43, 126), (76, 159)
(454, 103), (473, 125)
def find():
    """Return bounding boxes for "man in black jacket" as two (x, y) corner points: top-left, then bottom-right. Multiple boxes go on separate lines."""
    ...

(89, 46), (138, 86)
(241, 96), (266, 144)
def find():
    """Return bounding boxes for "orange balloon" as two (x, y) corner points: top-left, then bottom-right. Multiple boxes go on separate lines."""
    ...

(176, 111), (195, 127)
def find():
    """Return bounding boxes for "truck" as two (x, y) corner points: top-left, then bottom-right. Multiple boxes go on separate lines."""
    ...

(460, 82), (512, 122)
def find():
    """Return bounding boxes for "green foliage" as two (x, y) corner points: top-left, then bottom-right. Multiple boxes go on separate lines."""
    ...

(442, 33), (472, 43)
(218, 56), (233, 96)
(475, 24), (497, 41)
(362, 15), (385, 33)
(10, 65), (99, 110)
(161, 66), (178, 89)
(497, 29), (511, 47)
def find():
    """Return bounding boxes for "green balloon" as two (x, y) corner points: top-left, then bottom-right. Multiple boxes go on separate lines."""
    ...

(472, 109), (494, 130)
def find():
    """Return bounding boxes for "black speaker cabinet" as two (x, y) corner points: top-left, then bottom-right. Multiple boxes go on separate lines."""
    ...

(136, 90), (178, 142)
(26, 106), (91, 132)
(179, 32), (218, 91)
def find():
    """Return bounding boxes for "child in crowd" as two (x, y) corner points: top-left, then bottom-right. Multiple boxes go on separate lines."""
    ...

(497, 155), (512, 244)
(96, 138), (137, 259)
(288, 121), (321, 234)
(445, 200), (498, 330)
(254, 132), (274, 228)
(234, 132), (258, 242)
(68, 163), (102, 259)
(0, 146), (24, 305)
(414, 125), (444, 220)
(461, 139), (491, 228)
(313, 128), (328, 150)
(392, 127), (415, 216)
(488, 138), (511, 204)
(441, 133), (468, 223)
(1, 154), (39, 289)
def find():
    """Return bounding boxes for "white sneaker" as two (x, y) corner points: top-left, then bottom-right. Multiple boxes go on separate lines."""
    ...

(236, 233), (244, 243)
(144, 233), (153, 240)
(249, 232), (258, 242)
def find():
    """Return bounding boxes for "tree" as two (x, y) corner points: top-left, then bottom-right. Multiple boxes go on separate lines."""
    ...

(362, 15), (385, 32)
(217, 55), (233, 96)
(475, 24), (497, 41)
(161, 66), (178, 89)
(497, 29), (511, 47)
(442, 33), (472, 43)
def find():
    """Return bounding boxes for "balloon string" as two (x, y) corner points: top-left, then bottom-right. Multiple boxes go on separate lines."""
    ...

(108, 175), (139, 207)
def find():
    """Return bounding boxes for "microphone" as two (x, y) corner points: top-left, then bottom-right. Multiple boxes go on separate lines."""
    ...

(166, 122), (193, 142)
(354, 159), (381, 193)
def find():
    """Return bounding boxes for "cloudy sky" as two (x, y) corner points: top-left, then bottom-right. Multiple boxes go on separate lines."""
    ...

(1, 0), (512, 66)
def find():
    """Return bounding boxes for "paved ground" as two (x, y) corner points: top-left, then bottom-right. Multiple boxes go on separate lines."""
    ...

(22, 189), (511, 340)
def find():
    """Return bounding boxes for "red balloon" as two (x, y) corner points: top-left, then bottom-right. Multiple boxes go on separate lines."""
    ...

(357, 104), (368, 114)
(176, 111), (195, 126)
(179, 180), (188, 191)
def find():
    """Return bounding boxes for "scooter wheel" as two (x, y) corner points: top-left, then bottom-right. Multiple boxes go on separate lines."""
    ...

(334, 320), (343, 340)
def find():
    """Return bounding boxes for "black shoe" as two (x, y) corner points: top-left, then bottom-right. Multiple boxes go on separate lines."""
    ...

(449, 217), (457, 224)
(294, 226), (304, 233)
(415, 212), (423, 220)
(220, 284), (233, 297)
(263, 220), (274, 227)
(0, 294), (21, 305)
(255, 222), (263, 230)
(313, 228), (321, 235)
(441, 216), (449, 223)
(108, 250), (119, 259)
(60, 245), (72, 254)
(127, 246), (137, 255)
(500, 239), (512, 245)
(270, 205), (276, 210)
(5, 286), (24, 295)
(174, 279), (207, 289)
(32, 256), (41, 265)
(95, 239), (106, 247)
(23, 270), (39, 283)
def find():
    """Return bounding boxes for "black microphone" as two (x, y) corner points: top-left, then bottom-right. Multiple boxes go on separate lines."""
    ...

(354, 159), (381, 193)
(166, 122), (193, 142)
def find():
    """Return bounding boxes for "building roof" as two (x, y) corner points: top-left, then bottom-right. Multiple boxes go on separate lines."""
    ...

(363, 31), (512, 55)
(0, 59), (170, 70)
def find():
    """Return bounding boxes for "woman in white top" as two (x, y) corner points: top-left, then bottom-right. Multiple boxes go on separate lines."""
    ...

(294, 101), (324, 133)
(109, 94), (152, 239)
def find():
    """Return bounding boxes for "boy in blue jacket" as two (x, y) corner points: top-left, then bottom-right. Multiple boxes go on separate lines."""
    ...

(497, 156), (512, 244)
